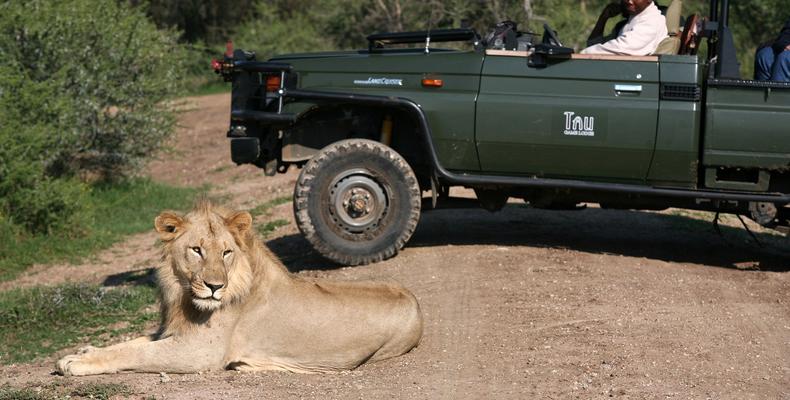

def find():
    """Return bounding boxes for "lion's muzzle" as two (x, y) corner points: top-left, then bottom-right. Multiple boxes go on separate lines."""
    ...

(190, 279), (227, 310)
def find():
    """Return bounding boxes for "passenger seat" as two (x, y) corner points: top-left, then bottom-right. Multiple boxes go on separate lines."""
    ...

(654, 0), (683, 55)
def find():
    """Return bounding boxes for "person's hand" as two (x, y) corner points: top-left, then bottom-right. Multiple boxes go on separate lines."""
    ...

(601, 2), (623, 19)
(786, 44), (790, 51)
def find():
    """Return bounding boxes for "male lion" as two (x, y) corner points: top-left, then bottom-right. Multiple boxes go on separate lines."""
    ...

(56, 201), (422, 376)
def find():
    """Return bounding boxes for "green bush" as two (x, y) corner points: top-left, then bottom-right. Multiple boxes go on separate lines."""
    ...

(0, 65), (89, 234)
(0, 0), (186, 234)
(0, 0), (185, 178)
(233, 2), (335, 59)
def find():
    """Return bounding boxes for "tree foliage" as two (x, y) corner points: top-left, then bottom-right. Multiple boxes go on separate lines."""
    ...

(232, 1), (335, 57)
(728, 0), (789, 78)
(161, 0), (788, 79)
(138, 0), (255, 44)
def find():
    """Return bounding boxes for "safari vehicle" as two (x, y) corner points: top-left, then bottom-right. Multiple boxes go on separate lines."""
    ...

(214, 0), (790, 265)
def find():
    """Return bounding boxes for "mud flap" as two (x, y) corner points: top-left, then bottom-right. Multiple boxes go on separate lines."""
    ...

(230, 137), (260, 165)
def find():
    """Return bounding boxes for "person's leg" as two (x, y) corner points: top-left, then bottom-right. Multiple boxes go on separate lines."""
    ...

(770, 51), (790, 82)
(755, 46), (775, 81)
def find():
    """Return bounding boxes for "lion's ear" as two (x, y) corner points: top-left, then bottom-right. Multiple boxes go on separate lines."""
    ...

(225, 211), (253, 235)
(155, 211), (185, 241)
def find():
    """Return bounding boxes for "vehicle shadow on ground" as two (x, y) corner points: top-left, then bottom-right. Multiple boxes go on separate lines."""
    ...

(266, 235), (343, 273)
(267, 206), (790, 273)
(408, 206), (790, 272)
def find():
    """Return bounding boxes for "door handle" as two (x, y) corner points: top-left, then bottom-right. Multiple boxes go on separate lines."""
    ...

(614, 84), (643, 95)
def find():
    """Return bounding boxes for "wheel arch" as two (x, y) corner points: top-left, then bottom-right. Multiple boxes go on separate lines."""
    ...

(282, 101), (433, 189)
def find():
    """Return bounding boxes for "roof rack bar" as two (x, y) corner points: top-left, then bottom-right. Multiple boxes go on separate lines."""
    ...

(367, 28), (477, 51)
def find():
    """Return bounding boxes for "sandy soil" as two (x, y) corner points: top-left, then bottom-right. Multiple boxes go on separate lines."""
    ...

(2, 93), (788, 399)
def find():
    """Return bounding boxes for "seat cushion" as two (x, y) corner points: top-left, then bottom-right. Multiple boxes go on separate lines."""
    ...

(654, 36), (681, 55)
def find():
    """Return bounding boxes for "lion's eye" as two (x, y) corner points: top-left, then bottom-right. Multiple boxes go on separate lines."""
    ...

(223, 249), (233, 257)
(191, 247), (202, 256)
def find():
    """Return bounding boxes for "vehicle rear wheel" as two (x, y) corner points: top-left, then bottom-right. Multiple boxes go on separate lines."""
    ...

(293, 139), (421, 265)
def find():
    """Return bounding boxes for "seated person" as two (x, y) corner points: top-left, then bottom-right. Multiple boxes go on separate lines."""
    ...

(581, 0), (668, 56)
(755, 19), (790, 82)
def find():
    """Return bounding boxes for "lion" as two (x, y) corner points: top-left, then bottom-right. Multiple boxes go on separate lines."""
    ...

(56, 201), (422, 376)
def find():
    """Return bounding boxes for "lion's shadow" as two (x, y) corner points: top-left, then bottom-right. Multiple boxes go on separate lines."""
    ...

(103, 267), (157, 287)
(266, 206), (790, 273)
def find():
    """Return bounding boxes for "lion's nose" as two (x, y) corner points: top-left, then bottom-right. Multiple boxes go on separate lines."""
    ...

(204, 281), (224, 293)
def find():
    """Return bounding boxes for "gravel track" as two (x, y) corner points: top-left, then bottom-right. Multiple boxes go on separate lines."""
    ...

(2, 93), (788, 399)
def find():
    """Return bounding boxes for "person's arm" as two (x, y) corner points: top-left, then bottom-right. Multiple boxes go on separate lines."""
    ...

(588, 2), (624, 46)
(583, 18), (666, 55)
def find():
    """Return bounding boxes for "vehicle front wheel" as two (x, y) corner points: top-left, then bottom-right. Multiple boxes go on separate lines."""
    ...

(293, 139), (421, 265)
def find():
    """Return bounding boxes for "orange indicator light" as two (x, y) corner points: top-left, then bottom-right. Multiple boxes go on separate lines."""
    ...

(266, 75), (282, 92)
(421, 78), (443, 88)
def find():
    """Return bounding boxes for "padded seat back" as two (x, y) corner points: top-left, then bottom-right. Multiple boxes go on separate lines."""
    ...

(654, 0), (683, 55)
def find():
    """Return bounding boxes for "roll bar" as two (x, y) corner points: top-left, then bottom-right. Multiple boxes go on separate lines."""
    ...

(366, 28), (478, 52)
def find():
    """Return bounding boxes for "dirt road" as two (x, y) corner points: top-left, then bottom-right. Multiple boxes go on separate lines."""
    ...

(2, 94), (788, 399)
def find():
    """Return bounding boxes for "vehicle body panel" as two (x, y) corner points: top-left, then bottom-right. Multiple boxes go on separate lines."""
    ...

(274, 50), (485, 171)
(649, 55), (702, 188)
(475, 54), (659, 183)
(703, 83), (790, 170)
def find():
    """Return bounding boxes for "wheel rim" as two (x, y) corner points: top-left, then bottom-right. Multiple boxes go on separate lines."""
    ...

(329, 169), (388, 234)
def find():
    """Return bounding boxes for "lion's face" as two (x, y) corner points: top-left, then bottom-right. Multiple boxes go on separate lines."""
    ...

(172, 216), (238, 311)
(155, 204), (254, 312)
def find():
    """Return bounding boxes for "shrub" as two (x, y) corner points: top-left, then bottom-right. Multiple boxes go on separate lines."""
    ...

(0, 65), (88, 234)
(0, 0), (185, 234)
(0, 0), (185, 178)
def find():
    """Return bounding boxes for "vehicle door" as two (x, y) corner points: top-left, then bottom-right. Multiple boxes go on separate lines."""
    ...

(475, 51), (660, 183)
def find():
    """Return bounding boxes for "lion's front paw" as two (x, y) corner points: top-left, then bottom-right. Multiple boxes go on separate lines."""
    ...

(56, 354), (83, 376)
(56, 353), (111, 376)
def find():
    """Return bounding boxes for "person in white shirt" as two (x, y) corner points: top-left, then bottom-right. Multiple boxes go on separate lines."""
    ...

(581, 0), (668, 56)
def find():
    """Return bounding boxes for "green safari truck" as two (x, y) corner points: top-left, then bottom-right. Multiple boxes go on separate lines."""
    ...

(214, 0), (790, 265)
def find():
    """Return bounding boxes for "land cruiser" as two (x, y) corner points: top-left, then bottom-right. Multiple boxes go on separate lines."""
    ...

(214, 0), (790, 265)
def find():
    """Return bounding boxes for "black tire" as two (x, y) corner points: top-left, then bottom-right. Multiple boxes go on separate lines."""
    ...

(294, 139), (421, 265)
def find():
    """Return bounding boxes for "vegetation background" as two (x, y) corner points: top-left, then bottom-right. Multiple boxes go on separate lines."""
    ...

(0, 0), (787, 279)
(153, 0), (789, 89)
(1, 0), (787, 281)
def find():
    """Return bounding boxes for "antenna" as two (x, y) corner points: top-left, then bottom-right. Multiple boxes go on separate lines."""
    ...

(425, 4), (435, 54)
(425, 34), (431, 54)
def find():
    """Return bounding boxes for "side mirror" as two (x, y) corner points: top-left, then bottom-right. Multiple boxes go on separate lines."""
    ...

(528, 44), (574, 68)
